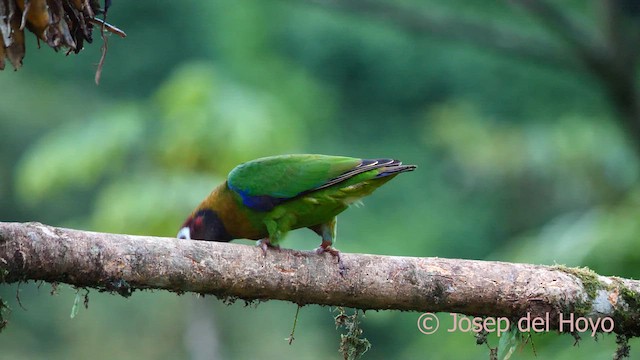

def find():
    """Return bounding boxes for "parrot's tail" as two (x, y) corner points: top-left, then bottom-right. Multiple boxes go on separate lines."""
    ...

(313, 158), (416, 192)
(374, 159), (417, 178)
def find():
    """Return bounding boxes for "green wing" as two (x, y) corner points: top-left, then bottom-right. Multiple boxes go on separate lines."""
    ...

(227, 154), (361, 211)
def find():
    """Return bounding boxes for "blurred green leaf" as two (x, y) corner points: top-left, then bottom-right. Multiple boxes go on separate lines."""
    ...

(15, 105), (144, 204)
(90, 172), (220, 236)
(497, 326), (519, 360)
(70, 291), (81, 319)
(153, 61), (307, 174)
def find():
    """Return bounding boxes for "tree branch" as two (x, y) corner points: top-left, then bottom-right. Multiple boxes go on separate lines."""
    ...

(1, 221), (639, 337)
(301, 0), (574, 68)
(510, 0), (610, 63)
(306, 0), (640, 157)
(511, 0), (640, 158)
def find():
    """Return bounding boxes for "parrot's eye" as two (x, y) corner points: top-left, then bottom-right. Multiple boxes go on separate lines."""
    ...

(178, 209), (232, 242)
(192, 215), (204, 232)
(177, 212), (205, 240)
(184, 210), (209, 240)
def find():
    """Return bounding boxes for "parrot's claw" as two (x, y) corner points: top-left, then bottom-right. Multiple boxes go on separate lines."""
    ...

(256, 238), (280, 257)
(315, 242), (346, 277)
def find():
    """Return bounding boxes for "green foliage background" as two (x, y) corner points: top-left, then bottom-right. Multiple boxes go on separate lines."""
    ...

(1, 1), (639, 358)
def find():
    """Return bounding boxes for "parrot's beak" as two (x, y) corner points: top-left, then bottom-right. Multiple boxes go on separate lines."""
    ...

(177, 227), (191, 240)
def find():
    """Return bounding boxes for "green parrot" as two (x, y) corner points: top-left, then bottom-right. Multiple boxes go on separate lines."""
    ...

(177, 154), (416, 267)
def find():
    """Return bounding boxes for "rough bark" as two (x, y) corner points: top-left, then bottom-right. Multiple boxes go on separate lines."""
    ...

(0, 221), (639, 337)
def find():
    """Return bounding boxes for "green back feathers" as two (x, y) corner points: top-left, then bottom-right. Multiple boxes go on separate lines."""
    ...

(227, 154), (415, 212)
(228, 154), (360, 199)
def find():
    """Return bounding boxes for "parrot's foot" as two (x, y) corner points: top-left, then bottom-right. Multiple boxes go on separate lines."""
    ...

(256, 238), (280, 257)
(315, 241), (346, 277)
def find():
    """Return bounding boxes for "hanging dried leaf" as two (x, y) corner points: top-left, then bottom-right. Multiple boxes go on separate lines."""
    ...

(16, 0), (50, 40)
(0, 0), (125, 77)
(6, 0), (25, 70)
(0, 35), (5, 70)
(0, 0), (14, 45)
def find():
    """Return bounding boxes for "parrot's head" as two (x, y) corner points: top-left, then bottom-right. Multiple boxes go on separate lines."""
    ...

(177, 209), (233, 242)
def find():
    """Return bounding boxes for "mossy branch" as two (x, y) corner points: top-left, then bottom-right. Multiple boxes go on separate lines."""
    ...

(1, 221), (639, 339)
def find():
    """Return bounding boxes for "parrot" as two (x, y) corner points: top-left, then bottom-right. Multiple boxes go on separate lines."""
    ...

(177, 154), (416, 271)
